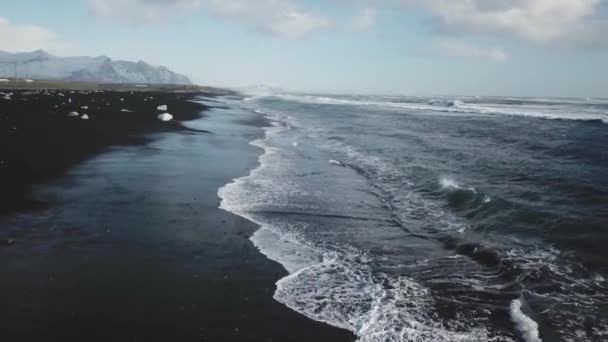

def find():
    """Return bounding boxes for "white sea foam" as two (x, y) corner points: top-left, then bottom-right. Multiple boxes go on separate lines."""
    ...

(273, 244), (508, 342)
(439, 177), (461, 190)
(268, 94), (608, 124)
(439, 176), (478, 195)
(217, 107), (507, 342)
(250, 227), (320, 273)
(510, 299), (542, 342)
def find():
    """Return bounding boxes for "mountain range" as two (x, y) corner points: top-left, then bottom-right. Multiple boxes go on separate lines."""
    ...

(0, 50), (192, 85)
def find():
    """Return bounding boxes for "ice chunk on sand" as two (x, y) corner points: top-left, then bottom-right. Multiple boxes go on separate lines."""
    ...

(157, 113), (173, 121)
(0, 78), (9, 82)
(81, 106), (88, 110)
(329, 159), (344, 166)
(68, 111), (79, 117)
(81, 114), (89, 120)
(120, 109), (132, 112)
(157, 105), (167, 111)
(24, 79), (34, 83)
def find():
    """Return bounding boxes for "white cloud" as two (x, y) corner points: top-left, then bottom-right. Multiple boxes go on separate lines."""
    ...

(89, 0), (329, 38)
(0, 17), (77, 54)
(263, 11), (329, 37)
(437, 40), (508, 62)
(205, 0), (328, 38)
(88, 0), (607, 44)
(349, 7), (377, 32)
(420, 0), (602, 44)
(89, 0), (203, 23)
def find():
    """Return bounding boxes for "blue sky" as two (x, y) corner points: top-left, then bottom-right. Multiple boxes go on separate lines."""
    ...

(1, 0), (607, 97)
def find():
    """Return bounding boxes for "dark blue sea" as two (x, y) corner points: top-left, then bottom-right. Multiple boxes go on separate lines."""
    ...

(218, 93), (608, 341)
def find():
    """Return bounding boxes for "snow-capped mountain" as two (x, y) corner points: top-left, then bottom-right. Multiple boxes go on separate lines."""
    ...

(0, 50), (192, 85)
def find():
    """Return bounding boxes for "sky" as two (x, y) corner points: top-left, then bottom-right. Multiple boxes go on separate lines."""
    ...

(1, 0), (607, 97)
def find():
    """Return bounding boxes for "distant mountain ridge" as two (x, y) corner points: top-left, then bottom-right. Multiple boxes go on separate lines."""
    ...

(0, 50), (192, 85)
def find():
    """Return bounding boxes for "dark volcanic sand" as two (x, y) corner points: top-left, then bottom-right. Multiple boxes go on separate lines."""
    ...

(0, 92), (355, 341)
(0, 89), (207, 214)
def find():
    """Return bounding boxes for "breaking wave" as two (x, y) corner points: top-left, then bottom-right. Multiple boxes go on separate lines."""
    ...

(264, 94), (608, 124)
(218, 93), (608, 341)
(510, 298), (542, 342)
(218, 109), (509, 342)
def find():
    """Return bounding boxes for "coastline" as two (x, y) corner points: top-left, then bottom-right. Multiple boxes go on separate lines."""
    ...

(0, 89), (209, 214)
(0, 92), (355, 341)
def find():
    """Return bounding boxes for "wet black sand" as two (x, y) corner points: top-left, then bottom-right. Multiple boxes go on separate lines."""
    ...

(0, 91), (354, 341)
(0, 89), (207, 214)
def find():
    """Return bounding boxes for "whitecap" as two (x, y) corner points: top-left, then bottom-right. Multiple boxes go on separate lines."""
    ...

(217, 109), (506, 342)
(510, 298), (542, 342)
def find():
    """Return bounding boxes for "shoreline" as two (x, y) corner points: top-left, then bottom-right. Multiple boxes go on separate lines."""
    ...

(0, 92), (355, 341)
(0, 89), (210, 215)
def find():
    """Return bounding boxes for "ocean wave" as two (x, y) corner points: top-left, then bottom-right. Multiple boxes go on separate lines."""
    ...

(263, 94), (608, 124)
(219, 101), (608, 341)
(217, 108), (507, 342)
(311, 137), (608, 340)
(440, 176), (471, 191)
(438, 176), (494, 211)
(510, 298), (542, 342)
(275, 249), (506, 342)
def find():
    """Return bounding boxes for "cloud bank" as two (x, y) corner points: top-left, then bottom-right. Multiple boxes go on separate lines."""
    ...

(89, 0), (330, 38)
(0, 17), (76, 55)
(87, 0), (606, 63)
(420, 0), (603, 44)
(88, 0), (607, 43)
(437, 40), (508, 62)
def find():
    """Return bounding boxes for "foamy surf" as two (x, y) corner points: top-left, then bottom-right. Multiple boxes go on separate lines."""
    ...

(228, 90), (608, 342)
(217, 106), (511, 342)
(510, 298), (542, 342)
(266, 93), (608, 124)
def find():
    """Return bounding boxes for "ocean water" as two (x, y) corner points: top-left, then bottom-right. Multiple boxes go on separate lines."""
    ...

(218, 93), (608, 342)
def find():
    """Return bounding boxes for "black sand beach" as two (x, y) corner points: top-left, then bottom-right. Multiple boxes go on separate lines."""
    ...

(0, 89), (210, 214)
(0, 90), (354, 341)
